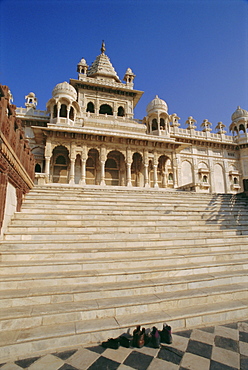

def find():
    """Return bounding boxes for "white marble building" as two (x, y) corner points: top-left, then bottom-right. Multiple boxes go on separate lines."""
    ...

(16, 43), (248, 194)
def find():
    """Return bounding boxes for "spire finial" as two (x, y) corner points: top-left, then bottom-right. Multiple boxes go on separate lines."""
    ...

(101, 40), (106, 54)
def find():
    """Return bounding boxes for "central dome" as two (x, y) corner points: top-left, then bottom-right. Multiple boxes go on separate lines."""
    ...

(52, 81), (77, 101)
(146, 95), (168, 114)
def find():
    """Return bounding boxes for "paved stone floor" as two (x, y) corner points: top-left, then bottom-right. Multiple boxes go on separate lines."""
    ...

(1, 321), (248, 369)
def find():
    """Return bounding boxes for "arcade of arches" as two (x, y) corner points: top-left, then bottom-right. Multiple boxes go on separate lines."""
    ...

(46, 145), (174, 188)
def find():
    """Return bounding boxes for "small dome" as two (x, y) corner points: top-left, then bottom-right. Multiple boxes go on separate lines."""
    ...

(125, 68), (135, 75)
(78, 58), (88, 66)
(231, 106), (248, 121)
(52, 81), (77, 101)
(146, 95), (168, 114)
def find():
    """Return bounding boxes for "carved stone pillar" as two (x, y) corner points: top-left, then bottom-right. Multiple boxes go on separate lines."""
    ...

(153, 164), (158, 188)
(44, 156), (51, 182)
(100, 161), (105, 186)
(172, 153), (179, 188)
(126, 163), (132, 187)
(100, 146), (106, 186)
(80, 158), (86, 185)
(69, 158), (75, 184)
(144, 164), (149, 187)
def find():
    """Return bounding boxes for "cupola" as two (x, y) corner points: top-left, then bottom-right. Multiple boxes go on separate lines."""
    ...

(52, 81), (77, 101)
(25, 92), (37, 109)
(123, 68), (135, 88)
(146, 95), (168, 115)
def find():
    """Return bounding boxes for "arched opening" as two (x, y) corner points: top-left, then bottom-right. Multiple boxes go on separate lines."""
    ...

(86, 102), (95, 113)
(234, 177), (238, 185)
(59, 104), (67, 118)
(131, 152), (143, 187)
(52, 146), (69, 183)
(118, 106), (125, 117)
(105, 158), (118, 185)
(152, 119), (158, 131)
(35, 163), (41, 173)
(214, 163), (225, 193)
(53, 105), (58, 118)
(69, 107), (74, 120)
(239, 124), (246, 133)
(99, 104), (113, 115)
(160, 118), (165, 129)
(86, 149), (99, 184)
(181, 160), (193, 187)
(157, 155), (171, 188)
(105, 151), (125, 186)
(203, 175), (208, 183)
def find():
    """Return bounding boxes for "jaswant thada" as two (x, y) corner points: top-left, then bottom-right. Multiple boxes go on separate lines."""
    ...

(16, 42), (248, 192)
(1, 42), (248, 363)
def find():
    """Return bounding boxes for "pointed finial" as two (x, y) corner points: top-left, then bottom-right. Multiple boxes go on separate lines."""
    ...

(101, 40), (106, 54)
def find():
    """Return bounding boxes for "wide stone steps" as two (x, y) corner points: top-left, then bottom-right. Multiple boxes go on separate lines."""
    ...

(2, 235), (248, 250)
(4, 228), (246, 241)
(1, 258), (247, 291)
(1, 243), (248, 261)
(1, 185), (248, 362)
(1, 298), (247, 363)
(1, 281), (248, 331)
(1, 249), (248, 274)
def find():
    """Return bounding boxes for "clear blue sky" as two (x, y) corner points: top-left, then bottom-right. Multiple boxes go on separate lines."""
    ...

(1, 0), (247, 132)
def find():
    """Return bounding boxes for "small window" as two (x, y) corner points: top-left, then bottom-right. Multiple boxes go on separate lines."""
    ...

(160, 118), (165, 129)
(203, 175), (208, 183)
(60, 104), (67, 118)
(69, 107), (74, 120)
(152, 119), (158, 131)
(168, 173), (173, 181)
(86, 102), (95, 113)
(118, 106), (125, 117)
(35, 163), (41, 173)
(99, 104), (113, 115)
(234, 177), (238, 184)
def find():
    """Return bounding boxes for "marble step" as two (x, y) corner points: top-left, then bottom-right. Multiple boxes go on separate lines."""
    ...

(1, 243), (248, 261)
(21, 201), (248, 213)
(1, 269), (248, 309)
(1, 250), (248, 274)
(24, 192), (248, 206)
(2, 234), (248, 249)
(11, 211), (248, 222)
(0, 259), (247, 290)
(4, 228), (245, 242)
(1, 238), (236, 251)
(9, 219), (247, 230)
(1, 297), (247, 364)
(23, 198), (248, 210)
(27, 186), (247, 200)
(6, 223), (247, 235)
(1, 283), (248, 332)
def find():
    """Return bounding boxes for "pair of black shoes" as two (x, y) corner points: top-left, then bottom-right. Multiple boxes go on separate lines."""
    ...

(102, 334), (132, 350)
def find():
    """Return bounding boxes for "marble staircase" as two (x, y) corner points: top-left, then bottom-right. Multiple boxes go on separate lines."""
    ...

(1, 185), (248, 362)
